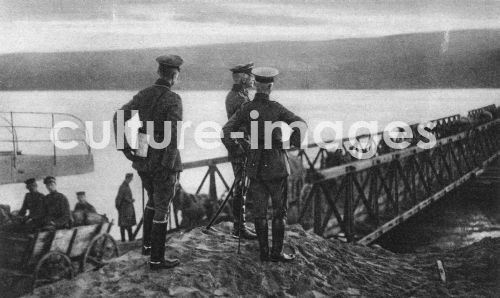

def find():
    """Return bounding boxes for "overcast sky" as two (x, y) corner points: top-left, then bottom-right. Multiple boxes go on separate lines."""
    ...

(1, 0), (499, 54)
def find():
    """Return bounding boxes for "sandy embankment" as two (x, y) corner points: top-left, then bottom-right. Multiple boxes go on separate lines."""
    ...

(29, 223), (499, 297)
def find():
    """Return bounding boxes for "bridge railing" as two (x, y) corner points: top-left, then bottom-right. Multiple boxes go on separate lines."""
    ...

(299, 113), (499, 244)
(185, 112), (465, 205)
(468, 104), (497, 120)
(178, 104), (498, 237)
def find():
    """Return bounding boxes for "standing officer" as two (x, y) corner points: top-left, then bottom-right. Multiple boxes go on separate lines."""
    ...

(222, 67), (307, 262)
(113, 55), (183, 270)
(225, 62), (257, 240)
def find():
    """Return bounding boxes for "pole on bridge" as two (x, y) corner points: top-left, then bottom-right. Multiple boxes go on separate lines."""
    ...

(344, 166), (355, 242)
(208, 164), (217, 203)
(393, 160), (399, 215)
(313, 185), (322, 235)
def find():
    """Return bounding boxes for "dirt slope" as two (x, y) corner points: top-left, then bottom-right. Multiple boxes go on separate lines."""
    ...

(28, 223), (499, 297)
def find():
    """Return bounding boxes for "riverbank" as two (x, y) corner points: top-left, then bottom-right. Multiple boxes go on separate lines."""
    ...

(2, 29), (500, 90)
(28, 223), (499, 297)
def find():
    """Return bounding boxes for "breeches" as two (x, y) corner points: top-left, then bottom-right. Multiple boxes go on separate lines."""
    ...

(246, 177), (288, 220)
(138, 169), (178, 222)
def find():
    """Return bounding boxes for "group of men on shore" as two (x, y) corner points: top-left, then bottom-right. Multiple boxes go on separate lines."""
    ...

(114, 55), (307, 270)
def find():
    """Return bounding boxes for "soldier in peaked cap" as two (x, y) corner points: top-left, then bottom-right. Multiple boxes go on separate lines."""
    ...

(222, 67), (307, 262)
(225, 62), (257, 240)
(113, 54), (184, 270)
(19, 178), (45, 227)
(41, 176), (71, 231)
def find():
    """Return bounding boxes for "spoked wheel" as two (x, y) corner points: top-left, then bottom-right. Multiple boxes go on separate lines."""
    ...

(80, 233), (118, 272)
(33, 251), (74, 290)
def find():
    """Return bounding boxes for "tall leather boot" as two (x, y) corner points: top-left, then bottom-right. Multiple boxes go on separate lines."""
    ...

(233, 218), (257, 240)
(142, 207), (154, 255)
(270, 218), (295, 263)
(254, 218), (269, 262)
(232, 194), (257, 240)
(120, 227), (126, 242)
(149, 222), (180, 270)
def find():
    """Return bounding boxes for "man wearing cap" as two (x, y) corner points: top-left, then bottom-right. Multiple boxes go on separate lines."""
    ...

(74, 191), (96, 214)
(113, 55), (183, 270)
(18, 178), (45, 227)
(225, 62), (257, 240)
(222, 67), (307, 263)
(115, 173), (137, 242)
(41, 176), (71, 231)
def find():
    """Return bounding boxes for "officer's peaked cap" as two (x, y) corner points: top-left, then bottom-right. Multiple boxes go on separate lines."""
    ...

(230, 62), (253, 74)
(156, 55), (183, 69)
(252, 67), (279, 83)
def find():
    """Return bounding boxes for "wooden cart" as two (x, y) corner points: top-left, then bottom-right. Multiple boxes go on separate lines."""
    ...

(0, 222), (118, 292)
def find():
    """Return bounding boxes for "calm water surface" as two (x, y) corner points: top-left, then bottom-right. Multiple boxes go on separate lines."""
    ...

(0, 89), (498, 241)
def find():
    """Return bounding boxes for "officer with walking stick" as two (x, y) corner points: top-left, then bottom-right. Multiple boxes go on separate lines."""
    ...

(222, 67), (307, 262)
(225, 62), (257, 240)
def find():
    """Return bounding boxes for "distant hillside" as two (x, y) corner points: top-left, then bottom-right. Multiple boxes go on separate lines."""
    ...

(1, 29), (499, 90)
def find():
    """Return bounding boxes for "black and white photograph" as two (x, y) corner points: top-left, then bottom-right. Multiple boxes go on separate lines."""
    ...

(0, 0), (499, 297)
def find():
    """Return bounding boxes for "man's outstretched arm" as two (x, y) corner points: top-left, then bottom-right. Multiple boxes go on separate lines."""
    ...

(277, 103), (308, 148)
(113, 92), (142, 157)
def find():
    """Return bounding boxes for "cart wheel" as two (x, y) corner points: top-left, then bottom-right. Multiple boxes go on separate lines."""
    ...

(80, 233), (118, 272)
(33, 251), (74, 289)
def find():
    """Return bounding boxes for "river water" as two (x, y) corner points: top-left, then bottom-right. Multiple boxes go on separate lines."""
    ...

(0, 88), (498, 243)
(376, 180), (500, 253)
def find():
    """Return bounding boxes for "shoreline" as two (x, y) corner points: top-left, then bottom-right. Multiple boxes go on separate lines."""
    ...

(22, 223), (500, 297)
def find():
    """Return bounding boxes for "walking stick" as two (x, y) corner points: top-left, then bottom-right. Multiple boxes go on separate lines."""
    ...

(204, 174), (238, 231)
(204, 162), (245, 232)
(237, 207), (243, 254)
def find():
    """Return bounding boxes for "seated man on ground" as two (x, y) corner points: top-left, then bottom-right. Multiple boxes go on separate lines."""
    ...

(74, 191), (96, 213)
(73, 191), (102, 226)
(41, 176), (72, 231)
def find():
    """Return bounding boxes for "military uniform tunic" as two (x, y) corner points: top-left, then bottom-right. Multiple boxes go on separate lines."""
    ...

(74, 201), (96, 214)
(19, 191), (45, 223)
(226, 84), (250, 120)
(222, 93), (306, 219)
(43, 191), (71, 229)
(225, 84), (251, 223)
(113, 78), (182, 222)
(225, 84), (251, 162)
